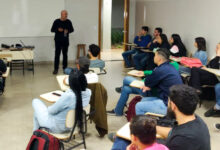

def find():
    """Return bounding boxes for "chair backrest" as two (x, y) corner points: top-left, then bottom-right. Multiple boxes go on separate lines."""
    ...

(66, 110), (75, 128)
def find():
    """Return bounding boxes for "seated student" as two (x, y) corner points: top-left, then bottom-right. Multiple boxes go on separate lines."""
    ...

(32, 70), (91, 133)
(205, 83), (220, 117)
(107, 48), (183, 116)
(133, 27), (162, 70)
(122, 26), (152, 68)
(189, 43), (220, 94)
(169, 34), (187, 57)
(112, 116), (168, 150)
(88, 44), (105, 71)
(0, 59), (7, 94)
(179, 37), (208, 74)
(112, 85), (210, 150)
(64, 56), (98, 84)
(139, 34), (171, 70)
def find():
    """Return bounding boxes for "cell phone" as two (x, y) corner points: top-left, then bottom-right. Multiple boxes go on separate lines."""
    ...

(52, 92), (61, 97)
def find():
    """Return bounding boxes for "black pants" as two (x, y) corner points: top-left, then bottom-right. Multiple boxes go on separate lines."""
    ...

(54, 41), (69, 70)
(189, 67), (219, 90)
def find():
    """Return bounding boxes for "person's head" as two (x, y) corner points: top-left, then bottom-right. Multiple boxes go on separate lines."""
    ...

(154, 27), (163, 37)
(141, 26), (149, 35)
(167, 85), (199, 120)
(154, 48), (170, 65)
(130, 115), (157, 148)
(88, 44), (101, 58)
(216, 43), (220, 56)
(194, 37), (206, 51)
(157, 34), (168, 45)
(68, 69), (88, 132)
(170, 34), (187, 56)
(76, 56), (90, 74)
(61, 10), (68, 21)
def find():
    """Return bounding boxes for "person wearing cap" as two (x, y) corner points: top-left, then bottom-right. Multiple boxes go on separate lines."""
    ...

(51, 10), (74, 75)
(64, 56), (98, 84)
(107, 48), (183, 116)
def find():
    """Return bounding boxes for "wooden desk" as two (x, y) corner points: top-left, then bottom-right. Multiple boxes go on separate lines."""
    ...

(203, 68), (220, 77)
(2, 67), (10, 78)
(56, 75), (69, 91)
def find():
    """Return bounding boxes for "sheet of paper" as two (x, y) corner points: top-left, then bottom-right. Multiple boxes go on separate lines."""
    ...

(40, 90), (64, 103)
(129, 80), (145, 89)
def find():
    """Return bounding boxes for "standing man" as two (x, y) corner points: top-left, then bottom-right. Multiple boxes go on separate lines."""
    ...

(51, 10), (74, 75)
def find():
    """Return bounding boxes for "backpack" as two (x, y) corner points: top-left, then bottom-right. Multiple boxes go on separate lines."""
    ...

(125, 96), (142, 121)
(26, 129), (64, 150)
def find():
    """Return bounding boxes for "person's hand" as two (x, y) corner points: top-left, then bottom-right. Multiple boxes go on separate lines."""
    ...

(201, 66), (207, 70)
(58, 28), (64, 32)
(153, 39), (157, 43)
(126, 144), (138, 150)
(141, 86), (151, 92)
(137, 71), (144, 77)
(64, 29), (68, 34)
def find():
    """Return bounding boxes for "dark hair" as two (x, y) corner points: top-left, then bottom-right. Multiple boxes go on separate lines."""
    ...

(77, 57), (90, 74)
(69, 70), (88, 132)
(142, 26), (149, 32)
(169, 85), (199, 115)
(195, 37), (206, 51)
(155, 27), (163, 34)
(171, 34), (187, 57)
(130, 115), (156, 145)
(89, 44), (101, 57)
(160, 34), (170, 49)
(157, 48), (170, 60)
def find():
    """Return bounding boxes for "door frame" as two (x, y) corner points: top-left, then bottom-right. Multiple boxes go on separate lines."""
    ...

(98, 0), (130, 53)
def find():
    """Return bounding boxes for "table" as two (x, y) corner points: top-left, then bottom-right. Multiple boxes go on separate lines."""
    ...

(0, 49), (34, 75)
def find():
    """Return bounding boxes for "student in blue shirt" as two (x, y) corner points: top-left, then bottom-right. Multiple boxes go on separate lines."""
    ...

(122, 26), (152, 68)
(32, 70), (91, 133)
(107, 48), (183, 116)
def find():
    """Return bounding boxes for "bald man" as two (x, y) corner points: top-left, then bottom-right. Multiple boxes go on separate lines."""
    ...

(51, 10), (74, 75)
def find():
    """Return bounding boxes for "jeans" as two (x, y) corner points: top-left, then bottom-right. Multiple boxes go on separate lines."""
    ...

(114, 76), (149, 116)
(122, 49), (136, 67)
(135, 97), (167, 115)
(54, 41), (69, 70)
(64, 68), (74, 75)
(32, 99), (61, 133)
(133, 52), (149, 70)
(111, 137), (130, 150)
(179, 65), (191, 75)
(215, 83), (220, 110)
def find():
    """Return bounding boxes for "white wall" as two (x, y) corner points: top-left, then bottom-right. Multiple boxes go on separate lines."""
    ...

(0, 0), (99, 62)
(136, 0), (220, 58)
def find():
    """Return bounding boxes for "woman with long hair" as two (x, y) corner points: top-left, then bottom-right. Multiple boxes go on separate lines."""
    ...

(169, 34), (187, 57)
(32, 69), (91, 133)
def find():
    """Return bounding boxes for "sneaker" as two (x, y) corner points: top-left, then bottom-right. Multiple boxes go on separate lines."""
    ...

(53, 70), (58, 75)
(215, 123), (220, 130)
(204, 107), (220, 117)
(107, 109), (117, 116)
(115, 87), (122, 93)
(108, 133), (116, 142)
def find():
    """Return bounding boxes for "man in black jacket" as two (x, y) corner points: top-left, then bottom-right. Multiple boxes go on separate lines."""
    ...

(51, 10), (74, 75)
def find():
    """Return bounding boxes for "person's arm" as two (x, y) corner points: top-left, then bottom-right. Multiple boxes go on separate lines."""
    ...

(144, 68), (163, 88)
(68, 20), (74, 34)
(48, 93), (72, 115)
(0, 60), (7, 73)
(51, 20), (58, 33)
(166, 136), (195, 150)
(133, 36), (139, 45)
(156, 126), (172, 139)
(143, 70), (153, 76)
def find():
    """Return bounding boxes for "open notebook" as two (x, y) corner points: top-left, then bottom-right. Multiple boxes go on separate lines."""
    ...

(40, 90), (64, 103)
(127, 70), (144, 77)
(129, 80), (145, 89)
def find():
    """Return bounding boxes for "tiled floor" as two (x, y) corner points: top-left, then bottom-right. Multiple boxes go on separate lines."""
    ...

(0, 51), (220, 149)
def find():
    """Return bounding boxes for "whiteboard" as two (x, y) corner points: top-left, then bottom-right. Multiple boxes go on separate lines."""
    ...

(0, 0), (64, 37)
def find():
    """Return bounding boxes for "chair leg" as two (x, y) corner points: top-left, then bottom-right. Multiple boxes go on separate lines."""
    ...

(82, 133), (86, 149)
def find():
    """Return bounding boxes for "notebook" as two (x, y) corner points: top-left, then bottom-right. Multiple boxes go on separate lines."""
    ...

(127, 70), (144, 77)
(129, 80), (145, 89)
(40, 90), (64, 103)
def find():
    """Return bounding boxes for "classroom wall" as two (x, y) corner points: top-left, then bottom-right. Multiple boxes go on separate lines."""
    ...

(135, 0), (220, 58)
(0, 0), (99, 62)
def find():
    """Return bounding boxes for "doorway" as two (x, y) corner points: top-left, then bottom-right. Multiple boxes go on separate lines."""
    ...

(98, 0), (130, 61)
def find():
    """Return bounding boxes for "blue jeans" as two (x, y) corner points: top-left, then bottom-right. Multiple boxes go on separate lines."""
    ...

(32, 99), (60, 133)
(133, 52), (149, 70)
(135, 97), (167, 115)
(122, 49), (136, 67)
(112, 137), (130, 150)
(215, 83), (220, 110)
(114, 76), (149, 116)
(64, 67), (74, 75)
(179, 65), (191, 75)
